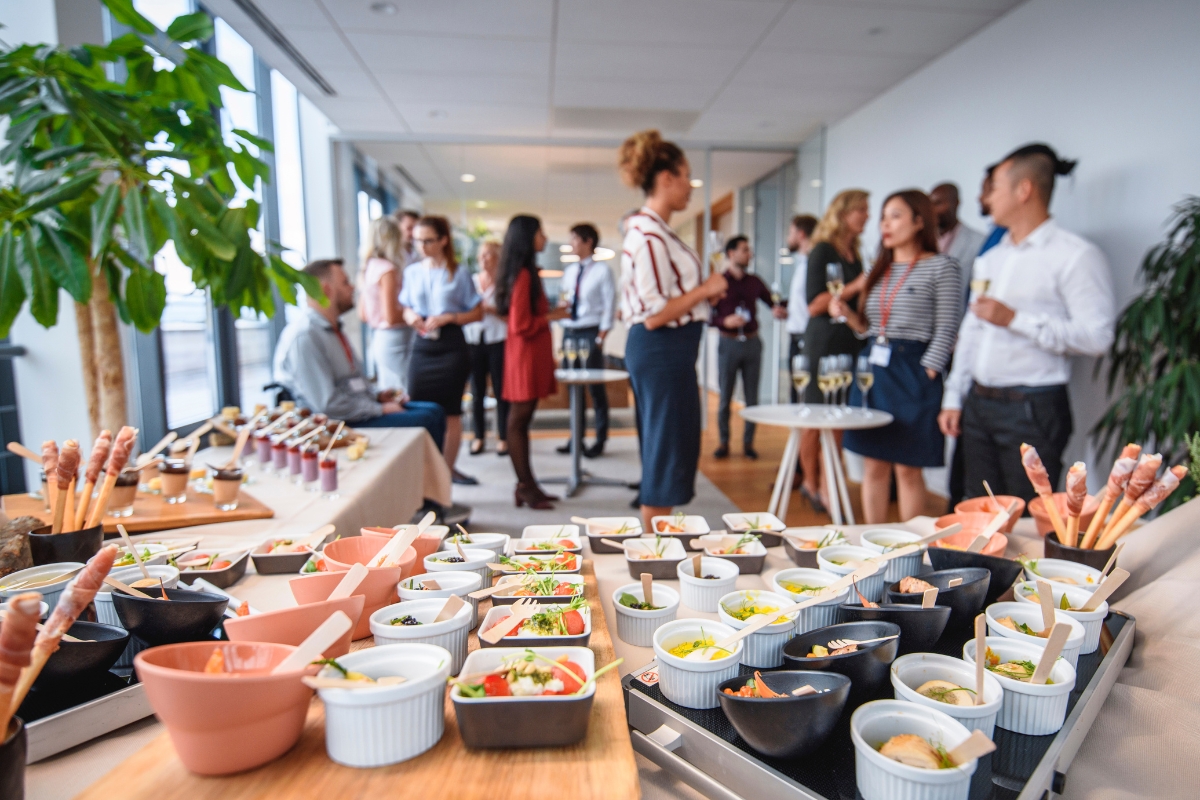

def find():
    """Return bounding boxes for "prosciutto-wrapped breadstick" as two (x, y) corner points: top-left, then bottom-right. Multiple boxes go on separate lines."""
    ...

(41, 440), (59, 519)
(1098, 465), (1187, 549)
(85, 426), (137, 529)
(1021, 444), (1066, 539)
(1063, 462), (1088, 547)
(74, 430), (112, 531)
(0, 592), (43, 735)
(7, 545), (118, 717)
(1101, 453), (1162, 542)
(51, 440), (80, 534)
(1080, 445), (1141, 548)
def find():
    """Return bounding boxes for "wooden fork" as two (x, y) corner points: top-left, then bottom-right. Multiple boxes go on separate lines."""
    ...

(823, 634), (899, 650)
(478, 598), (538, 644)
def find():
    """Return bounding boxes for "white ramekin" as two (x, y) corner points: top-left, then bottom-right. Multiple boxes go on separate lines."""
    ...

(317, 643), (451, 768)
(716, 590), (796, 668)
(963, 636), (1076, 735)
(1013, 580), (1107, 655)
(890, 653), (1004, 739)
(398, 570), (483, 630)
(423, 548), (494, 585)
(676, 557), (739, 612)
(370, 598), (473, 675)
(851, 699), (977, 800)
(985, 601), (1086, 668)
(1021, 558), (1102, 593)
(771, 567), (849, 633)
(652, 619), (743, 710)
(818, 545), (885, 602)
(860, 529), (926, 583)
(441, 532), (509, 557)
(611, 583), (679, 648)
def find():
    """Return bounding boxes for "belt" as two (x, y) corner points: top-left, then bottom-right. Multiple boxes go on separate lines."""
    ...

(719, 330), (759, 340)
(971, 383), (1066, 402)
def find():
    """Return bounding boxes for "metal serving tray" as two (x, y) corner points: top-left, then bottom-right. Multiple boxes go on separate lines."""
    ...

(623, 611), (1134, 800)
(22, 672), (153, 763)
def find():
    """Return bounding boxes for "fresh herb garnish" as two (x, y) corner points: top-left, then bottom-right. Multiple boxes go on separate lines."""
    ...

(619, 592), (662, 611)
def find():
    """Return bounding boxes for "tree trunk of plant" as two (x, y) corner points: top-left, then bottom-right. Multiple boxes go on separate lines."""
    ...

(74, 299), (100, 440)
(75, 270), (128, 438)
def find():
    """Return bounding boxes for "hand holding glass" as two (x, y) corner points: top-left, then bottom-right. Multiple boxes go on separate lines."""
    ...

(826, 263), (846, 324)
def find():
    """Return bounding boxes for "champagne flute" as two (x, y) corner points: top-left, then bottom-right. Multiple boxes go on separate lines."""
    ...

(835, 354), (851, 406)
(826, 263), (846, 324)
(578, 339), (591, 367)
(564, 338), (578, 370)
(818, 357), (837, 416)
(856, 354), (874, 416)
(792, 354), (811, 416)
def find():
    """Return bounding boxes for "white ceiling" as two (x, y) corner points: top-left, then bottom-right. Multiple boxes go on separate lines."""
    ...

(205, 0), (1022, 237)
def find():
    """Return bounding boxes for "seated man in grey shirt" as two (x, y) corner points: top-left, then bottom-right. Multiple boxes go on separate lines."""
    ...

(273, 258), (446, 448)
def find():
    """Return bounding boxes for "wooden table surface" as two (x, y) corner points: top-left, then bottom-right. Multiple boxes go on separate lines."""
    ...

(2, 487), (274, 534)
(75, 560), (640, 800)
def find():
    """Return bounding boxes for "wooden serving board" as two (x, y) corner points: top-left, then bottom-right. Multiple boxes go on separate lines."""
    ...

(1, 488), (274, 534)
(76, 561), (640, 800)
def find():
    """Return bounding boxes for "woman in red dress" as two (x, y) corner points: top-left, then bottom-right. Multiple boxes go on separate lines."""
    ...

(498, 215), (567, 509)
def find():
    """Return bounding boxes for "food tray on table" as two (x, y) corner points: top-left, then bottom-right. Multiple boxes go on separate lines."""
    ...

(623, 610), (1134, 800)
(1, 489), (274, 535)
(74, 560), (639, 800)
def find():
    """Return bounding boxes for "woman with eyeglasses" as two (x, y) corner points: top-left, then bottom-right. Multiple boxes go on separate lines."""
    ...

(400, 215), (484, 485)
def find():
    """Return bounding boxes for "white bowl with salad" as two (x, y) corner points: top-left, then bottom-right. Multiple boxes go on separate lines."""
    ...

(676, 556), (739, 613)
(860, 529), (926, 583)
(962, 636), (1076, 735)
(721, 511), (785, 546)
(622, 535), (687, 580)
(316, 643), (452, 768)
(890, 652), (1003, 739)
(691, 533), (768, 574)
(521, 524), (581, 541)
(397, 571), (483, 630)
(851, 699), (978, 800)
(612, 582), (679, 647)
(1019, 557), (1102, 592)
(771, 568), (850, 634)
(783, 527), (847, 569)
(1013, 580), (1106, 654)
(583, 516), (643, 554)
(423, 548), (495, 585)
(370, 597), (474, 674)
(113, 543), (170, 568)
(508, 536), (583, 555)
(440, 531), (509, 558)
(717, 590), (797, 668)
(492, 573), (585, 606)
(650, 514), (710, 537)
(984, 601), (1085, 668)
(653, 619), (744, 709)
(478, 598), (591, 649)
(818, 545), (886, 603)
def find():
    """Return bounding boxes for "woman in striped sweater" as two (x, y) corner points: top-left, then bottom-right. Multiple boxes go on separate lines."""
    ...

(830, 189), (962, 522)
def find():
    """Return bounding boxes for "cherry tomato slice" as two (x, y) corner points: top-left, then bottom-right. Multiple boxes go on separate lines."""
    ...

(550, 660), (587, 693)
(562, 609), (585, 636)
(483, 674), (511, 697)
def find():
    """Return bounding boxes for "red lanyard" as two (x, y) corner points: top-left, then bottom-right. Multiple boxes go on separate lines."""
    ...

(877, 258), (921, 339)
(334, 329), (356, 368)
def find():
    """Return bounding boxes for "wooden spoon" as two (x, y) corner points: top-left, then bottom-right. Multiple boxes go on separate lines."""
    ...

(1029, 623), (1071, 685)
(117, 524), (152, 583)
(103, 576), (156, 599)
(641, 573), (654, 607)
(327, 563), (369, 601)
(1079, 568), (1128, 613)
(271, 610), (353, 674)
(1036, 580), (1056, 631)
(432, 593), (466, 623)
(947, 730), (996, 765)
(973, 614), (986, 706)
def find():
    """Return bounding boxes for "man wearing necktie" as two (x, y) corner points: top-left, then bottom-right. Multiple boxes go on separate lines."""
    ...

(557, 223), (616, 459)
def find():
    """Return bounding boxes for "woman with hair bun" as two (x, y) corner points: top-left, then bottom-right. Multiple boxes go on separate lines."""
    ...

(618, 129), (728, 530)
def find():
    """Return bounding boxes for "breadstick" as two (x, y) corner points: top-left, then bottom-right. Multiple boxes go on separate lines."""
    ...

(41, 441), (59, 524)
(1063, 462), (1087, 547)
(1098, 465), (1186, 549)
(1081, 451), (1138, 549)
(74, 430), (112, 530)
(7, 545), (118, 717)
(1020, 444), (1066, 539)
(85, 426), (137, 529)
(1101, 453), (1161, 542)
(51, 440), (80, 534)
(0, 592), (43, 735)
(63, 478), (77, 533)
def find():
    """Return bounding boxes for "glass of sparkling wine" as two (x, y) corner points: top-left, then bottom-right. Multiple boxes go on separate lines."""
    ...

(564, 338), (578, 370)
(817, 357), (837, 415)
(578, 339), (591, 366)
(837, 354), (853, 405)
(826, 263), (846, 324)
(792, 354), (811, 416)
(857, 354), (874, 415)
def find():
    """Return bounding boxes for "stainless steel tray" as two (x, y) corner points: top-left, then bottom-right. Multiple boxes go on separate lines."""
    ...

(25, 679), (154, 763)
(623, 611), (1134, 800)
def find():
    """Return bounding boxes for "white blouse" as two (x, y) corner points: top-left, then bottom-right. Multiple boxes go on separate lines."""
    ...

(619, 207), (709, 327)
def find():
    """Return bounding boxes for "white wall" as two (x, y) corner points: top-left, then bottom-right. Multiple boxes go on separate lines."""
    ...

(823, 0), (1200, 490)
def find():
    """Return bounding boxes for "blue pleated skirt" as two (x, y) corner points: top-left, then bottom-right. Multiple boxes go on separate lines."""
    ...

(844, 338), (945, 468)
(625, 322), (704, 507)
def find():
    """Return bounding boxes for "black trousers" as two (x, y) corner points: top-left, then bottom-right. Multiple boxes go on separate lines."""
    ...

(788, 333), (805, 403)
(562, 326), (609, 443)
(717, 334), (762, 447)
(468, 339), (509, 441)
(961, 384), (1073, 503)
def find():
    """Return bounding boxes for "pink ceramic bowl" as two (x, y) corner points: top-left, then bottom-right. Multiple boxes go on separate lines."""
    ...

(322, 535), (417, 578)
(134, 641), (313, 775)
(223, 595), (365, 658)
(288, 569), (400, 640)
(360, 527), (441, 575)
(953, 496), (1026, 533)
(930, 528), (1008, 557)
(1029, 493), (1100, 537)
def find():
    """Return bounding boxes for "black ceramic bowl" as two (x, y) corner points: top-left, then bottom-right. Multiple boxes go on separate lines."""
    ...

(927, 547), (1025, 606)
(112, 586), (229, 646)
(717, 670), (850, 758)
(28, 524), (103, 566)
(178, 549), (250, 589)
(0, 718), (25, 800)
(36, 621), (129, 685)
(782, 621), (900, 706)
(836, 603), (950, 656)
(1043, 531), (1115, 571)
(885, 567), (990, 633)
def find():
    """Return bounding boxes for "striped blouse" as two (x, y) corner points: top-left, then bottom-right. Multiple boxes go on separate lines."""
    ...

(620, 207), (710, 327)
(859, 253), (962, 372)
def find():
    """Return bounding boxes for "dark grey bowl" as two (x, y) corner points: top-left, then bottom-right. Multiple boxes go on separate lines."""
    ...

(1044, 532), (1116, 571)
(251, 533), (335, 575)
(625, 555), (684, 581)
(587, 532), (641, 555)
(928, 547), (1025, 606)
(112, 586), (228, 646)
(36, 621), (129, 685)
(836, 603), (950, 656)
(0, 718), (24, 800)
(28, 524), (103, 566)
(782, 621), (900, 706)
(452, 692), (594, 748)
(885, 567), (991, 633)
(179, 550), (250, 589)
(717, 670), (850, 758)
(782, 538), (820, 569)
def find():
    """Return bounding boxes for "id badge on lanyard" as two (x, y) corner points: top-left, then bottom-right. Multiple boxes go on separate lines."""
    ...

(869, 337), (892, 367)
(872, 258), (919, 369)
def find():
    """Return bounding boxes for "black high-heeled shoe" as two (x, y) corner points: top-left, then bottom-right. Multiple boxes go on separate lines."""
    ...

(515, 484), (554, 510)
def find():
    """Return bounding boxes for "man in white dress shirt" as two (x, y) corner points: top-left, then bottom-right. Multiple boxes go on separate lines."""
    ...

(558, 223), (617, 458)
(930, 183), (986, 304)
(938, 144), (1115, 503)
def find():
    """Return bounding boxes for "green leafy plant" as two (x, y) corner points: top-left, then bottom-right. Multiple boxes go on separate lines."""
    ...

(1093, 197), (1200, 513)
(0, 0), (319, 433)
